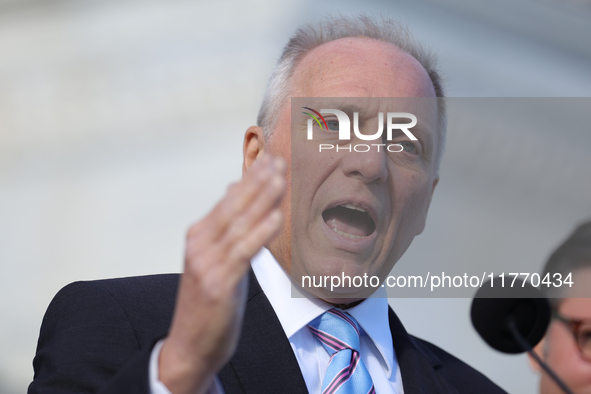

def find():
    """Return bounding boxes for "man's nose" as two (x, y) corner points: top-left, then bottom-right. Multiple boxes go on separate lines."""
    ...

(340, 144), (388, 184)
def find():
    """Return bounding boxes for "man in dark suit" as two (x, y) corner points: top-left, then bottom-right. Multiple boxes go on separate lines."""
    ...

(29, 15), (506, 394)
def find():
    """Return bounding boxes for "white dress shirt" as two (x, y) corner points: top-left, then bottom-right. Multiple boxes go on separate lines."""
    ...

(150, 247), (404, 394)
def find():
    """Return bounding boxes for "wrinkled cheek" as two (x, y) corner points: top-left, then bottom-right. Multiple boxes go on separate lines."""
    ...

(380, 180), (432, 276)
(398, 177), (432, 227)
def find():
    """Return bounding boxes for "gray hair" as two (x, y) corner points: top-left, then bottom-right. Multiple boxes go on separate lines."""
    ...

(256, 14), (447, 173)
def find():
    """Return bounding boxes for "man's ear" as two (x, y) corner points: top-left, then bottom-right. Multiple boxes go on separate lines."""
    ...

(528, 337), (547, 373)
(243, 126), (265, 176)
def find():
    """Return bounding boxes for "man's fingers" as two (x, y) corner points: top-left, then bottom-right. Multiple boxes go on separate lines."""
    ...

(221, 169), (285, 249)
(184, 155), (286, 275)
(196, 154), (284, 243)
(187, 207), (283, 292)
(227, 208), (283, 265)
(216, 155), (276, 227)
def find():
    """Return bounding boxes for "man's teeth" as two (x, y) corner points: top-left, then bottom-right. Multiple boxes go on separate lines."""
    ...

(331, 226), (364, 239)
(340, 203), (366, 213)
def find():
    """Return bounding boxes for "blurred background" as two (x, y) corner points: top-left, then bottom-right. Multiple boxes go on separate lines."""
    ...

(1, 0), (590, 393)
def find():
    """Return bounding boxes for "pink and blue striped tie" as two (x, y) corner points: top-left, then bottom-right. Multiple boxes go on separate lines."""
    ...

(308, 308), (376, 394)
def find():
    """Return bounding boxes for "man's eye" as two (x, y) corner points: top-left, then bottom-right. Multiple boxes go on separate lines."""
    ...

(397, 141), (417, 153)
(326, 120), (339, 131)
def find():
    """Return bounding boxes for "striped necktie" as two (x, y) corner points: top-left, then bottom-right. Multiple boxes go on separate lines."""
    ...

(308, 308), (376, 394)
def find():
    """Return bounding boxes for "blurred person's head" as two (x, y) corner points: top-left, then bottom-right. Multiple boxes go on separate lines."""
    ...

(530, 221), (591, 394)
(241, 15), (445, 301)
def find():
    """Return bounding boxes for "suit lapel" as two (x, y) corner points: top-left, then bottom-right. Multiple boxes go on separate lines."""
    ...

(388, 308), (459, 394)
(219, 270), (309, 394)
(219, 273), (460, 394)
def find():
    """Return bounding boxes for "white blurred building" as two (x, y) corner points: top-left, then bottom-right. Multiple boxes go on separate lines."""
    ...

(1, 0), (590, 393)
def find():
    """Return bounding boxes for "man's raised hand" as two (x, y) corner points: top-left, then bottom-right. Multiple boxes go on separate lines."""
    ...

(159, 153), (286, 394)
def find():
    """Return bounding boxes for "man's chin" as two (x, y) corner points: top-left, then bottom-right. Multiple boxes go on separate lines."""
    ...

(320, 296), (365, 309)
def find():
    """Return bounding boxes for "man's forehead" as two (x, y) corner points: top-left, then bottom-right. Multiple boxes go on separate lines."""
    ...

(291, 37), (436, 99)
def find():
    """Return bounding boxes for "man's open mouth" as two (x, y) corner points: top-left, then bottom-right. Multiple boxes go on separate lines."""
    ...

(322, 203), (376, 239)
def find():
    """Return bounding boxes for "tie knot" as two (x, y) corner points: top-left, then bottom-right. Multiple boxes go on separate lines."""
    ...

(308, 308), (362, 355)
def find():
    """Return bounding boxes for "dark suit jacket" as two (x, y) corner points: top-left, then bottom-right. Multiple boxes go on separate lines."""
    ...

(29, 271), (506, 394)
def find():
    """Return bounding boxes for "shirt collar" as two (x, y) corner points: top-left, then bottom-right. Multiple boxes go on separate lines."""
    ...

(251, 247), (395, 378)
(345, 289), (395, 378)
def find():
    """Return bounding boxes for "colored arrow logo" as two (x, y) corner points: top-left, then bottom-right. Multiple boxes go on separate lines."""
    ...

(302, 107), (328, 131)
